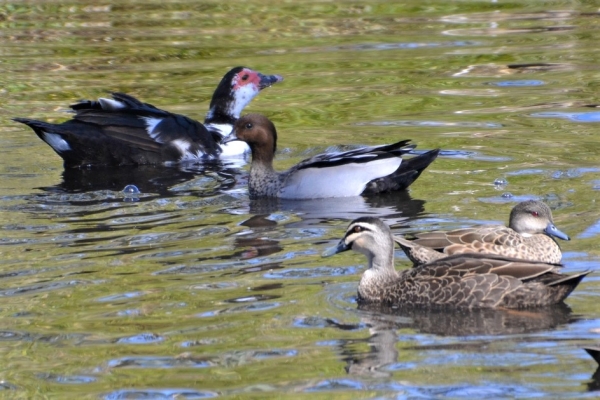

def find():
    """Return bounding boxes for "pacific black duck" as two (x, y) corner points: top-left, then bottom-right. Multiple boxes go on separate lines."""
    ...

(324, 217), (587, 309)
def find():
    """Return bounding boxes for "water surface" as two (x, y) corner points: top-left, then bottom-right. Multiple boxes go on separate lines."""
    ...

(1, 1), (600, 398)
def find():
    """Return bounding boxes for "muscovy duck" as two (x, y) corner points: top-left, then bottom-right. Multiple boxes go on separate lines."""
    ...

(13, 67), (283, 168)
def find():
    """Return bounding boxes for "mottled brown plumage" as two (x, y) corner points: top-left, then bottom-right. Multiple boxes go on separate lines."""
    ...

(394, 200), (569, 265)
(323, 217), (587, 309)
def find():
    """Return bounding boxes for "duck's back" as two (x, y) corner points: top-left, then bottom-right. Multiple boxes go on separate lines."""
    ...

(397, 225), (563, 264)
(14, 93), (219, 167)
(358, 254), (586, 309)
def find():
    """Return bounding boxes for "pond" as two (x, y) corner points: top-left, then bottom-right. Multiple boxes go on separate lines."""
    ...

(1, 0), (599, 398)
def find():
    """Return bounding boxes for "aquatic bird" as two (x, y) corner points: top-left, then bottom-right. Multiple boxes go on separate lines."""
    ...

(323, 217), (588, 309)
(584, 346), (600, 364)
(221, 114), (439, 199)
(13, 67), (283, 168)
(394, 200), (569, 265)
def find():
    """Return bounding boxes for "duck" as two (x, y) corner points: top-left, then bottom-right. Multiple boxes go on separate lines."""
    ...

(394, 200), (570, 265)
(585, 347), (600, 364)
(221, 114), (440, 199)
(13, 67), (283, 168)
(323, 217), (588, 309)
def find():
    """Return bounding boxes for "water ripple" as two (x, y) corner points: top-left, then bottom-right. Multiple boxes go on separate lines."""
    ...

(107, 356), (213, 369)
(355, 120), (502, 128)
(104, 388), (218, 399)
(116, 333), (164, 344)
(531, 111), (600, 122)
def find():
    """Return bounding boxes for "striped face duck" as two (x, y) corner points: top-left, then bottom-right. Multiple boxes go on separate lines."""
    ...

(323, 217), (587, 309)
(221, 114), (440, 199)
(13, 67), (283, 168)
(394, 200), (570, 265)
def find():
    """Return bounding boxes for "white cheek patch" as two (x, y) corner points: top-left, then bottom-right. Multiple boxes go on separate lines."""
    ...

(229, 85), (258, 117)
(140, 117), (163, 142)
(42, 132), (71, 152)
(98, 98), (126, 110)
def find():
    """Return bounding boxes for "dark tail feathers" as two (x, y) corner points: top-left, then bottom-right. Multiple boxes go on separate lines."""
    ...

(363, 148), (440, 194)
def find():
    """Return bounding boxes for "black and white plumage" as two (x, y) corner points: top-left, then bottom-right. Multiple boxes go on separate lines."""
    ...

(394, 200), (570, 266)
(13, 67), (283, 168)
(323, 217), (588, 309)
(221, 114), (440, 199)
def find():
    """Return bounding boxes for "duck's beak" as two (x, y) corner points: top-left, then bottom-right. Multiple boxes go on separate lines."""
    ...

(545, 222), (570, 241)
(221, 130), (239, 144)
(258, 73), (284, 90)
(322, 240), (351, 257)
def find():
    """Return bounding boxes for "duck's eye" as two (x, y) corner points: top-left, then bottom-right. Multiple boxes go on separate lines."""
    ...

(241, 74), (249, 81)
(245, 123), (253, 129)
(531, 211), (539, 217)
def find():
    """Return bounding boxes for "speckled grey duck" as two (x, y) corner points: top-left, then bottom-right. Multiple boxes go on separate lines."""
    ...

(323, 217), (588, 309)
(221, 114), (440, 199)
(394, 200), (570, 266)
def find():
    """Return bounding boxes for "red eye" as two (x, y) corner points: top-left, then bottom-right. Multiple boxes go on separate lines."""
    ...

(531, 211), (539, 217)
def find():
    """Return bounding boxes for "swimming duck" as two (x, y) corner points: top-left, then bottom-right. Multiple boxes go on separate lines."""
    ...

(394, 200), (569, 265)
(585, 347), (600, 364)
(221, 114), (440, 199)
(323, 217), (588, 309)
(13, 67), (283, 168)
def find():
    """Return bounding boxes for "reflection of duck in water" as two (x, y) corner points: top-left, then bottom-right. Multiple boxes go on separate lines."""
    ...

(394, 200), (569, 265)
(324, 217), (588, 309)
(324, 305), (575, 378)
(584, 347), (600, 391)
(244, 190), (426, 229)
(49, 163), (239, 195)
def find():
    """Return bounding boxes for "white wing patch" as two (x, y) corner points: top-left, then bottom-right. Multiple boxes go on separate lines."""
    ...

(280, 158), (402, 199)
(172, 139), (207, 162)
(219, 141), (250, 158)
(207, 123), (232, 138)
(98, 98), (126, 111)
(42, 132), (71, 152)
(141, 117), (163, 141)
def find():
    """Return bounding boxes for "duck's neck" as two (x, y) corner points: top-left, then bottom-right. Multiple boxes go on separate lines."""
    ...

(358, 251), (399, 303)
(248, 159), (281, 198)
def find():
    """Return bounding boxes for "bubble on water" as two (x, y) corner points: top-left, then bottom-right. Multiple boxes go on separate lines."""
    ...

(123, 184), (140, 194)
(122, 184), (140, 202)
(501, 192), (513, 198)
(494, 178), (508, 187)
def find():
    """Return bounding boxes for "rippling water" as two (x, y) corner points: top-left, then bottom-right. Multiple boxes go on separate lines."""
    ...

(1, 1), (600, 398)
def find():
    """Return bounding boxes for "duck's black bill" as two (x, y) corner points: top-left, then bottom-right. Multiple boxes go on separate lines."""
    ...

(258, 73), (284, 89)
